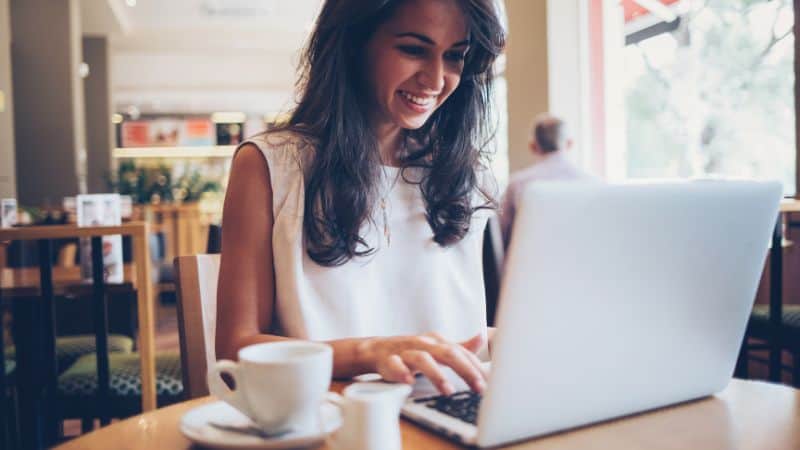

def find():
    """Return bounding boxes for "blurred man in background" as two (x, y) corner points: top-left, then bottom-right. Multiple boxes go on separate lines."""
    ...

(499, 114), (595, 248)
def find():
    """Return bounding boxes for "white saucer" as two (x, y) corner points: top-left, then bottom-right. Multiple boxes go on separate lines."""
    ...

(180, 401), (342, 450)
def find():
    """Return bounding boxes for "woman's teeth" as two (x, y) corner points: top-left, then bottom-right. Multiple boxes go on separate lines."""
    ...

(399, 91), (435, 107)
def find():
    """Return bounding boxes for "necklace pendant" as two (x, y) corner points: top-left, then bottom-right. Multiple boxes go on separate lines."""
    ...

(381, 198), (390, 247)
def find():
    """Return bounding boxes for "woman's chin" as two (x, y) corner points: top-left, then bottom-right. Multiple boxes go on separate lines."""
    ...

(397, 116), (431, 130)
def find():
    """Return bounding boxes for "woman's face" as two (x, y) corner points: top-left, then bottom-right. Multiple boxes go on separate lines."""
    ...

(364, 0), (469, 132)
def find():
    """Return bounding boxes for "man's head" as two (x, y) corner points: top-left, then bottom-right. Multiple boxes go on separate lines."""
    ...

(529, 114), (572, 155)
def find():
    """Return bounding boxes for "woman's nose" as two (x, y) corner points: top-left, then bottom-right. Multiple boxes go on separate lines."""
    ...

(417, 59), (446, 92)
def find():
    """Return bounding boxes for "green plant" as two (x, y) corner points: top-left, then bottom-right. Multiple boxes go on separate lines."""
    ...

(173, 170), (222, 202)
(106, 161), (219, 204)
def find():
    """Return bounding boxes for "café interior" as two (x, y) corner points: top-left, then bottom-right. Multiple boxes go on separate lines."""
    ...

(1, 0), (800, 449)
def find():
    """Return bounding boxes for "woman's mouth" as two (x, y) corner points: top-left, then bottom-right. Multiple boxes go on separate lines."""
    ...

(398, 90), (437, 113)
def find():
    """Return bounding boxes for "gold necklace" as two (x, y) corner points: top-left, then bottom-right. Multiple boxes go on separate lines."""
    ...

(380, 166), (402, 246)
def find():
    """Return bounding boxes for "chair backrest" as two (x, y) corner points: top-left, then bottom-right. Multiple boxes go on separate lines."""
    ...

(206, 224), (222, 254)
(483, 214), (504, 327)
(174, 254), (220, 399)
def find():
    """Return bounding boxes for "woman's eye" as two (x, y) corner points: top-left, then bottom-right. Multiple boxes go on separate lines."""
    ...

(397, 45), (425, 56)
(445, 51), (466, 63)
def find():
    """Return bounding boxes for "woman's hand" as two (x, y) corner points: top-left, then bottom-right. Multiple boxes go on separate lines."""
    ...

(357, 332), (488, 395)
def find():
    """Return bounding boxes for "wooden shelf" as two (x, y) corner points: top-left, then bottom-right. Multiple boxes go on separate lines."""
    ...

(113, 145), (236, 159)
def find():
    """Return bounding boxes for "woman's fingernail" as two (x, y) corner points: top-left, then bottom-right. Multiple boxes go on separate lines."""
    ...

(475, 379), (486, 392)
(443, 382), (455, 395)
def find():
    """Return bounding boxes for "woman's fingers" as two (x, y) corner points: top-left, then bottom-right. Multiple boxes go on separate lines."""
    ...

(416, 333), (488, 392)
(377, 353), (414, 385)
(460, 345), (490, 379)
(459, 333), (485, 354)
(428, 344), (487, 393)
(455, 334), (490, 385)
(371, 333), (489, 394)
(423, 331), (446, 342)
(401, 350), (454, 395)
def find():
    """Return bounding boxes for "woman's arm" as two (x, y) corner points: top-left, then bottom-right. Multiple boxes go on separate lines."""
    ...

(215, 144), (487, 393)
(214, 145), (380, 377)
(215, 144), (286, 360)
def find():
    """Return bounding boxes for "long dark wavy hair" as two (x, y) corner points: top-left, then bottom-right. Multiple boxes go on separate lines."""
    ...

(272, 0), (506, 266)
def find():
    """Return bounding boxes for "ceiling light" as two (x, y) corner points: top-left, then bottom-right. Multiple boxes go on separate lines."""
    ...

(112, 113), (124, 124)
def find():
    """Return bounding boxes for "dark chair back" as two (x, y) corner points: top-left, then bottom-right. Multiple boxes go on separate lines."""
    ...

(206, 224), (222, 254)
(483, 215), (504, 327)
(54, 288), (137, 338)
(6, 240), (40, 268)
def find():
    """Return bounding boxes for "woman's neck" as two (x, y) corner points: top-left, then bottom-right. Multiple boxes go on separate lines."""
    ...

(375, 123), (404, 167)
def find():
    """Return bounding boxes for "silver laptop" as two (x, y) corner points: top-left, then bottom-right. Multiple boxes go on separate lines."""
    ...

(401, 180), (782, 448)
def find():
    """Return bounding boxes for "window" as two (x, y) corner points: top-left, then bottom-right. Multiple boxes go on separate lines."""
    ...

(619, 0), (796, 195)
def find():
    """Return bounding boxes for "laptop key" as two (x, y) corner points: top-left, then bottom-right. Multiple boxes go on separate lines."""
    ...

(418, 391), (482, 425)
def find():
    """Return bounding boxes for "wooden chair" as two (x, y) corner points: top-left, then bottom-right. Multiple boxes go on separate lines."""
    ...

(739, 215), (800, 386)
(745, 305), (800, 385)
(173, 254), (220, 399)
(55, 256), (182, 431)
(0, 223), (162, 448)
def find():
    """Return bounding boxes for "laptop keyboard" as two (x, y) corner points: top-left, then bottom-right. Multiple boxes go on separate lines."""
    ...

(414, 391), (482, 425)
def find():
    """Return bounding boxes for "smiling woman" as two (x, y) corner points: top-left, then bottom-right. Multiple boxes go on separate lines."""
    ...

(364, 2), (470, 134)
(290, 0), (504, 262)
(215, 0), (506, 397)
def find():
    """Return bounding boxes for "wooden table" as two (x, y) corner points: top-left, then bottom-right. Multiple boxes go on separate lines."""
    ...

(54, 379), (800, 450)
(0, 223), (157, 412)
(780, 198), (800, 213)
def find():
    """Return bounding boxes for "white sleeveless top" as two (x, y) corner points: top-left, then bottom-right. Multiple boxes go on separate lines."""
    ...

(237, 131), (492, 344)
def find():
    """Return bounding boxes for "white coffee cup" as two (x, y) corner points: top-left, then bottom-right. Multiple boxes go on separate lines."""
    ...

(207, 341), (333, 433)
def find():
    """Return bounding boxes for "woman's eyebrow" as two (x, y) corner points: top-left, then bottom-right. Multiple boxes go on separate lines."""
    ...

(395, 32), (436, 44)
(395, 32), (470, 48)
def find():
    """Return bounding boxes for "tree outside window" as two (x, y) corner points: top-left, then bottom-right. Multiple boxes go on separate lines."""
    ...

(623, 0), (795, 195)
